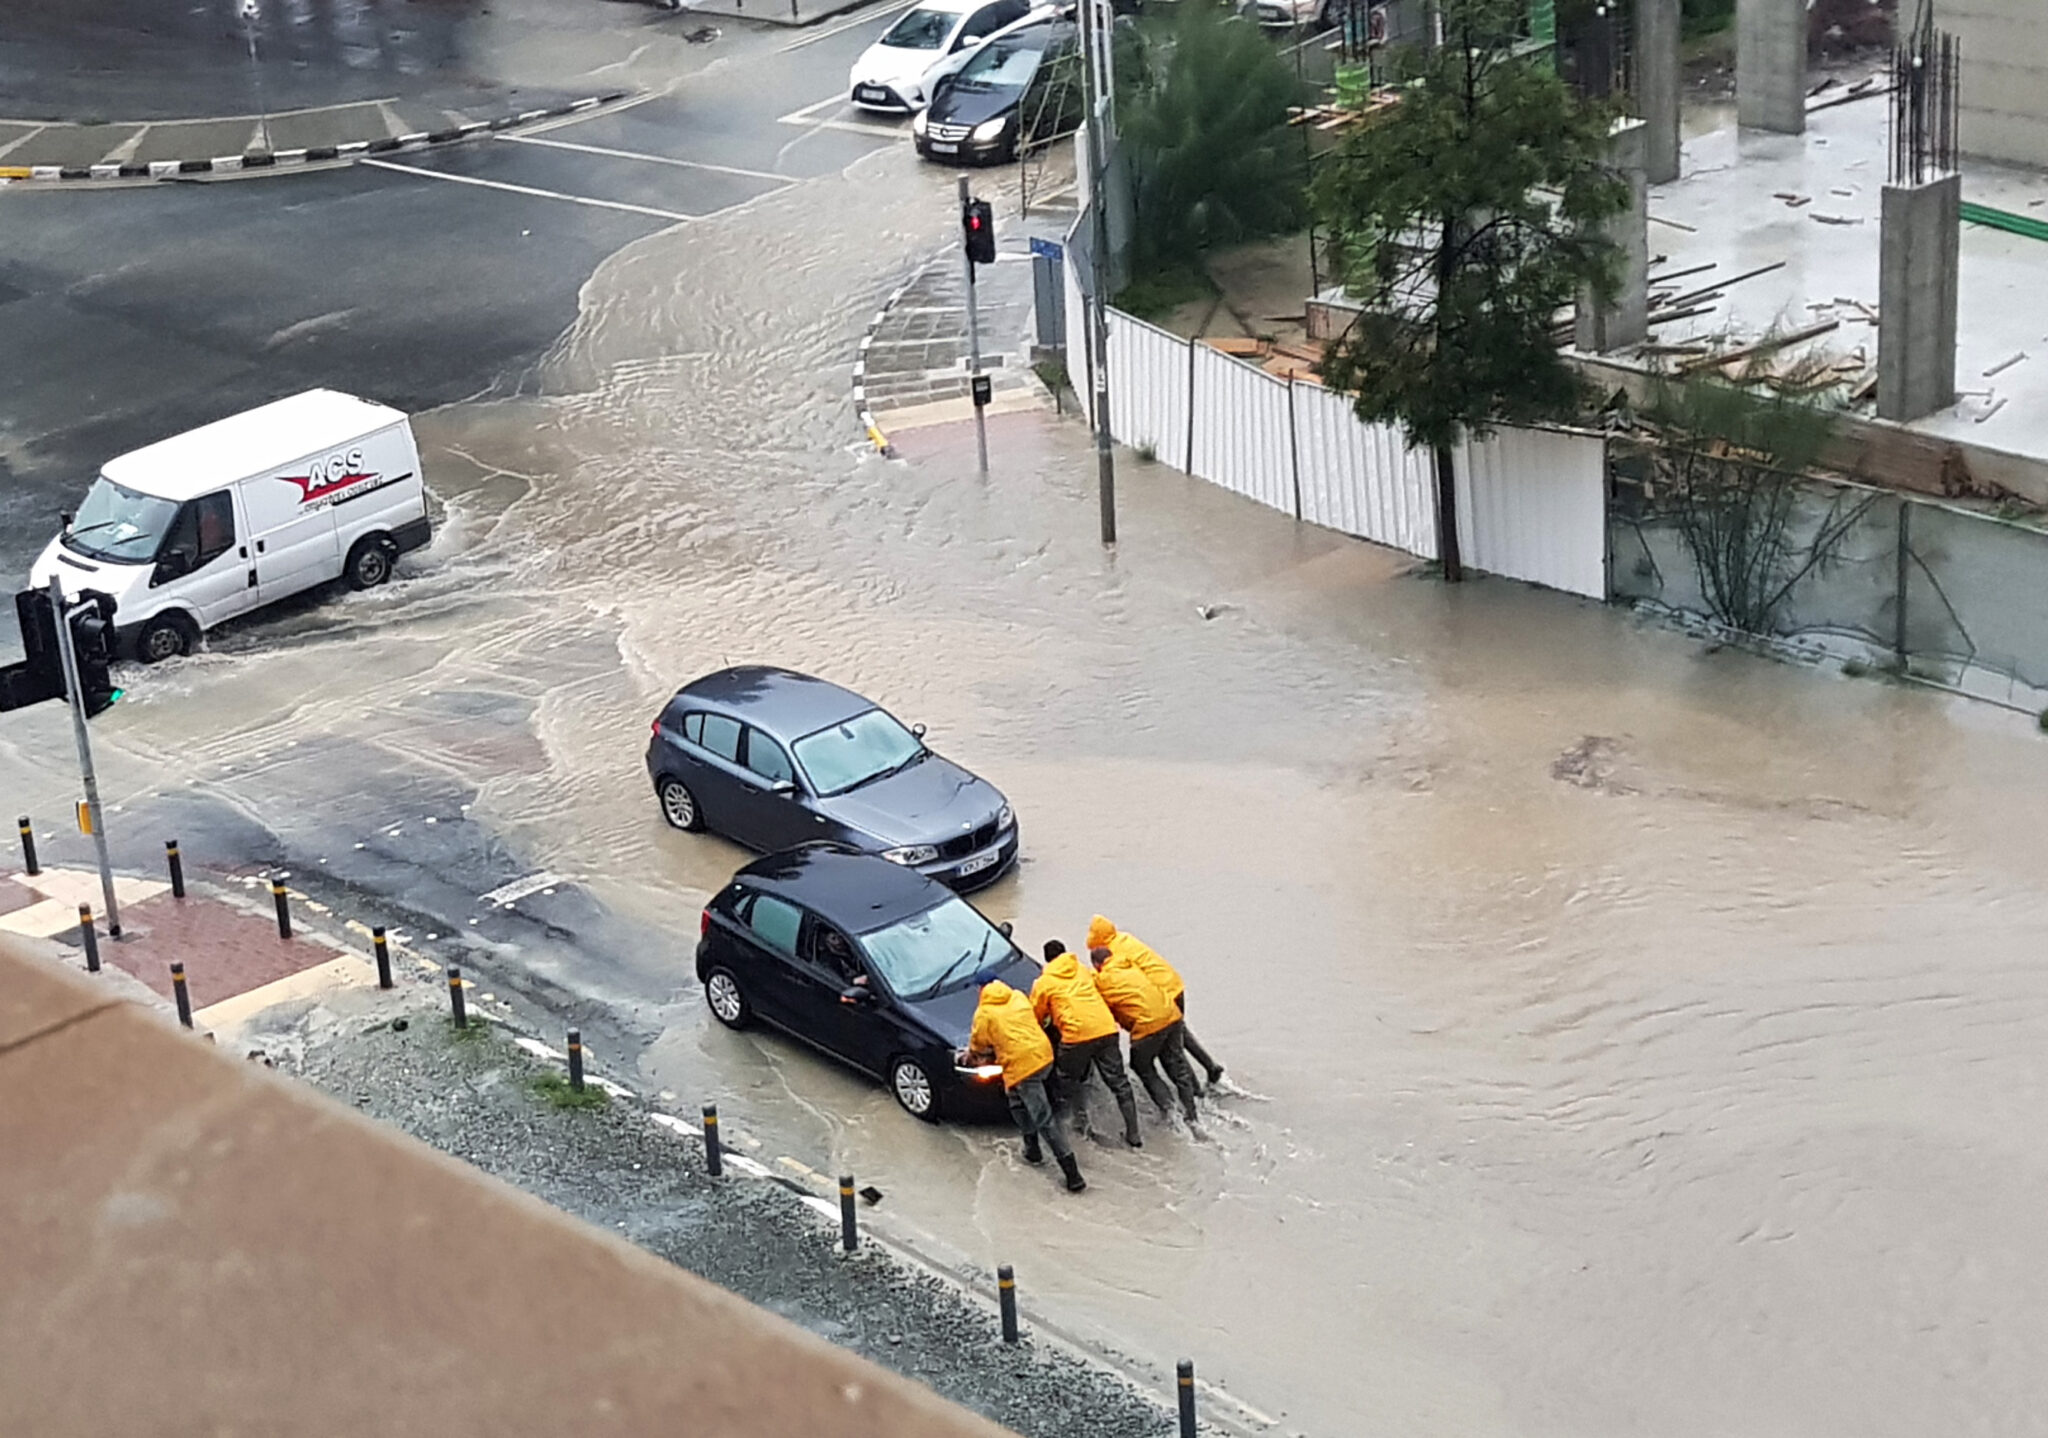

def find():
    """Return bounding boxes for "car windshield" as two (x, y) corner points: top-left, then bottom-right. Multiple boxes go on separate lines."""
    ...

(62, 477), (180, 563)
(953, 27), (1049, 89)
(793, 708), (924, 796)
(880, 7), (955, 48)
(862, 897), (1004, 998)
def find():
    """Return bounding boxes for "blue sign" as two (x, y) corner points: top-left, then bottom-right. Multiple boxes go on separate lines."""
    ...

(1029, 237), (1064, 262)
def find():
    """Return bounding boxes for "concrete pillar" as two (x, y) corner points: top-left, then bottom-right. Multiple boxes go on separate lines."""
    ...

(1877, 173), (1962, 423)
(1737, 0), (1806, 135)
(1576, 119), (1649, 354)
(1634, 0), (1681, 183)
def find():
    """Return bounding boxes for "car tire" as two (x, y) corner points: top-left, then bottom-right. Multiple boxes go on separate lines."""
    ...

(889, 1055), (942, 1122)
(345, 535), (395, 590)
(136, 612), (195, 664)
(704, 967), (751, 1029)
(657, 775), (703, 831)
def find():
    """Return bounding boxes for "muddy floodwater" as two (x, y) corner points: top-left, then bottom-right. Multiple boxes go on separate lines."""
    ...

(41, 141), (2048, 1435)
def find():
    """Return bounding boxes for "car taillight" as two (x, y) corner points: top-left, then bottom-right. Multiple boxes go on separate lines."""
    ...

(652, 718), (662, 735)
(700, 908), (712, 937)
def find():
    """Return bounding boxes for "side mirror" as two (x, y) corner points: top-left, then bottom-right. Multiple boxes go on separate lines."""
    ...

(154, 551), (193, 583)
(839, 984), (875, 1006)
(771, 779), (796, 795)
(59, 511), (73, 531)
(911, 722), (927, 739)
(998, 920), (1014, 938)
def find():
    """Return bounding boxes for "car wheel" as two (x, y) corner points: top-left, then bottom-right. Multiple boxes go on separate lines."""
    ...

(704, 968), (751, 1029)
(657, 776), (703, 831)
(136, 612), (194, 664)
(890, 1055), (942, 1122)
(345, 535), (394, 590)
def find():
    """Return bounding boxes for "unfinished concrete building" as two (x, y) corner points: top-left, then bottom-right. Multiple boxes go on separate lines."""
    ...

(1934, 0), (2048, 167)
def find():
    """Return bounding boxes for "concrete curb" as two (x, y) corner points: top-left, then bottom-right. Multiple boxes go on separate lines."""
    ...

(0, 92), (629, 186)
(853, 283), (910, 458)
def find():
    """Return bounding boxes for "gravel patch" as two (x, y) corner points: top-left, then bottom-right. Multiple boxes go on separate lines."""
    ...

(285, 1007), (1175, 1438)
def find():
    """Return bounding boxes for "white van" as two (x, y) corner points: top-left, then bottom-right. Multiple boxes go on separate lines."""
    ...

(28, 390), (430, 663)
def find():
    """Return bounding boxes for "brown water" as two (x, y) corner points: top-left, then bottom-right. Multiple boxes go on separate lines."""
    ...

(57, 138), (2048, 1435)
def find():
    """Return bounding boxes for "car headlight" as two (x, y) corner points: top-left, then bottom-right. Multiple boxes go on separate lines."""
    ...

(996, 803), (1013, 829)
(882, 844), (939, 865)
(911, 108), (929, 135)
(971, 116), (1009, 143)
(955, 1063), (1005, 1081)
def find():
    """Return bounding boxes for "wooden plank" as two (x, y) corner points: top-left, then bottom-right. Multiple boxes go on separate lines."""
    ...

(1201, 337), (1264, 357)
(1677, 318), (1841, 375)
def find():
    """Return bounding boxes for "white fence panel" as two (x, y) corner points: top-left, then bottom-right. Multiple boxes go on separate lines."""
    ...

(1106, 312), (1191, 471)
(1189, 345), (1295, 517)
(1064, 247), (1095, 427)
(1455, 426), (1608, 599)
(1290, 382), (1438, 559)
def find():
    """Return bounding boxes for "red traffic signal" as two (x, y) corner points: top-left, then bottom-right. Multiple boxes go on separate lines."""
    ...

(962, 197), (995, 265)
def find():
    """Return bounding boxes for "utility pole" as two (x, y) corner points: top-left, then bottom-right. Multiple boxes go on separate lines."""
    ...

(241, 0), (272, 153)
(958, 174), (991, 476)
(1078, 0), (1117, 545)
(47, 577), (120, 938)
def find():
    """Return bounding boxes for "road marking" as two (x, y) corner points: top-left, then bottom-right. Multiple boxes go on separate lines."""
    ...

(779, 0), (917, 50)
(360, 157), (695, 223)
(776, 93), (906, 139)
(479, 870), (569, 908)
(500, 132), (796, 184)
(519, 88), (666, 138)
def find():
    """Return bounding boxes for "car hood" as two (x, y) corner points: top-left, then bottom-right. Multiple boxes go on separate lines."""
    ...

(893, 951), (1038, 1047)
(852, 41), (943, 87)
(817, 753), (1002, 847)
(927, 81), (1019, 129)
(29, 538), (150, 606)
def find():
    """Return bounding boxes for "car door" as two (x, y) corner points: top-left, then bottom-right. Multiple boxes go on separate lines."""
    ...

(149, 489), (258, 627)
(731, 726), (824, 852)
(243, 467), (342, 606)
(670, 711), (753, 840)
(792, 916), (887, 1072)
(732, 890), (809, 1028)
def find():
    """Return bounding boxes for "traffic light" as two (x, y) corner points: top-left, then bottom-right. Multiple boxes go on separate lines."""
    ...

(962, 196), (995, 266)
(68, 591), (122, 718)
(0, 589), (64, 712)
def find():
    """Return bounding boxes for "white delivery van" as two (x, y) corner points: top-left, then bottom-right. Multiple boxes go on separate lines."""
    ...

(28, 389), (430, 663)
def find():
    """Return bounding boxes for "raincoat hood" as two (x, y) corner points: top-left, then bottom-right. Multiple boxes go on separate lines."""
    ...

(1030, 953), (1118, 1044)
(1087, 915), (1117, 949)
(980, 979), (1015, 1004)
(967, 981), (1053, 1089)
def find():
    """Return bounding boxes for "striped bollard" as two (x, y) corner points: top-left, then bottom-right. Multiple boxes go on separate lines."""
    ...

(1177, 1359), (1196, 1438)
(171, 962), (193, 1028)
(18, 817), (39, 876)
(448, 966), (467, 1027)
(998, 1264), (1019, 1343)
(702, 1104), (723, 1176)
(78, 905), (99, 973)
(839, 1175), (857, 1253)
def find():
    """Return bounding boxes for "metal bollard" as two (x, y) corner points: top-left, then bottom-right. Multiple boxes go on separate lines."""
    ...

(1177, 1359), (1196, 1438)
(165, 840), (185, 899)
(171, 962), (193, 1028)
(702, 1103), (723, 1176)
(270, 879), (291, 939)
(567, 1029), (585, 1090)
(18, 817), (39, 876)
(372, 926), (393, 990)
(839, 1175), (858, 1252)
(447, 966), (467, 1027)
(78, 905), (100, 973)
(998, 1264), (1019, 1343)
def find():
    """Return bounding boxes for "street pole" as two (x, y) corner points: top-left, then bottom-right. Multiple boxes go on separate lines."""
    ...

(242, 0), (272, 154)
(1078, 0), (1116, 545)
(958, 174), (991, 476)
(47, 577), (120, 938)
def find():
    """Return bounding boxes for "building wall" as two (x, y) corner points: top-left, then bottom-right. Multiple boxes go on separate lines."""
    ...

(1935, 0), (2048, 169)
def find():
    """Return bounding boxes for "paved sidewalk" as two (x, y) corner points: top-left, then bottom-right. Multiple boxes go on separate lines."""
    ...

(858, 240), (1050, 440)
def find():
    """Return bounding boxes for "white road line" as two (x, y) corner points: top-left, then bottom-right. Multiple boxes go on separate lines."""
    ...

(500, 132), (796, 184)
(519, 88), (667, 138)
(775, 93), (906, 139)
(779, 0), (917, 50)
(360, 157), (695, 223)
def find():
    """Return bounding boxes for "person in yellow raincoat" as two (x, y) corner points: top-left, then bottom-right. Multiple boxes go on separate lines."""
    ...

(1032, 940), (1143, 1147)
(961, 979), (1087, 1192)
(1087, 945), (1200, 1127)
(1087, 915), (1225, 1088)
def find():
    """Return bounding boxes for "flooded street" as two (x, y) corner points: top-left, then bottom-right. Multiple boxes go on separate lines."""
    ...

(16, 133), (2048, 1436)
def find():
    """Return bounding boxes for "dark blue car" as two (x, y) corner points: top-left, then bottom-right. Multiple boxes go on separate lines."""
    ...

(696, 844), (1038, 1119)
(646, 666), (1018, 890)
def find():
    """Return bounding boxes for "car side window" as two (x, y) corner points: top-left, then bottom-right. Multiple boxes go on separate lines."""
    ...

(742, 728), (795, 786)
(192, 492), (235, 567)
(681, 711), (704, 744)
(746, 894), (803, 954)
(805, 922), (864, 981)
(698, 713), (742, 763)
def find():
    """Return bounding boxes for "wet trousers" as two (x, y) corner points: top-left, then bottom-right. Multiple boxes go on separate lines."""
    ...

(1128, 1021), (1201, 1123)
(1006, 1065), (1073, 1162)
(1175, 994), (1222, 1081)
(1053, 1032), (1142, 1142)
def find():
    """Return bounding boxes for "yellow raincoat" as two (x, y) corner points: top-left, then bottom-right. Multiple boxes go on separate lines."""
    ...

(966, 980), (1055, 1090)
(1087, 915), (1185, 1003)
(1088, 951), (1178, 1040)
(1030, 952), (1119, 1045)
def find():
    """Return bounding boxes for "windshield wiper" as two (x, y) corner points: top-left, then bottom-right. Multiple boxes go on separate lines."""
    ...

(917, 931), (994, 1000)
(65, 521), (131, 540)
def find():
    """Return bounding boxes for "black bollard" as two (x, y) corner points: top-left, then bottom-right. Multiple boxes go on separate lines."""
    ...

(165, 840), (185, 899)
(998, 1264), (1019, 1343)
(18, 818), (39, 877)
(839, 1175), (858, 1253)
(78, 905), (99, 973)
(171, 962), (193, 1028)
(702, 1103), (723, 1176)
(567, 1029), (585, 1091)
(372, 926), (392, 990)
(1177, 1360), (1196, 1438)
(270, 879), (291, 939)
(447, 966), (467, 1028)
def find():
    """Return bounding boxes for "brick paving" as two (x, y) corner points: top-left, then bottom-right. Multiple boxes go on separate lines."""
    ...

(863, 252), (1041, 416)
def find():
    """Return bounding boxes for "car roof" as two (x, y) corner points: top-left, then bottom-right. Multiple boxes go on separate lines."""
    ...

(733, 844), (953, 933)
(670, 665), (874, 737)
(100, 389), (408, 503)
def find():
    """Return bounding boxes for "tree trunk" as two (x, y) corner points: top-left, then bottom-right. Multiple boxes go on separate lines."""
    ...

(1433, 441), (1463, 582)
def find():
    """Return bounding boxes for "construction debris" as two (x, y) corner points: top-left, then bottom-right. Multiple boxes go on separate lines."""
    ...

(1983, 351), (2029, 378)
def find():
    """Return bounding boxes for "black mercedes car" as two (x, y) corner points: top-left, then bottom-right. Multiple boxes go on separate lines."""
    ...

(696, 844), (1039, 1119)
(912, 14), (1078, 164)
(646, 666), (1018, 890)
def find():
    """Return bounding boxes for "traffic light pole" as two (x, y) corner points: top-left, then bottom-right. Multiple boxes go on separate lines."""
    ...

(957, 175), (990, 476)
(47, 576), (120, 938)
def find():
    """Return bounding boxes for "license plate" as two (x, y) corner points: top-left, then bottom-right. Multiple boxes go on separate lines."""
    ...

(957, 851), (997, 876)
(857, 86), (889, 103)
(929, 141), (958, 154)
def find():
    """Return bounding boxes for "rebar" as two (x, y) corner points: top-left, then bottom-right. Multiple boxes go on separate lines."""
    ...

(1891, 3), (1959, 186)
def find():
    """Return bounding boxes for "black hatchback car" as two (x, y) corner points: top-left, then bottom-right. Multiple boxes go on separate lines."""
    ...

(696, 844), (1040, 1119)
(646, 666), (1018, 891)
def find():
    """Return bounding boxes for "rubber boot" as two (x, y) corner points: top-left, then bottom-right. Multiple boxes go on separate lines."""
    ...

(1206, 1063), (1226, 1088)
(1058, 1153), (1087, 1192)
(1021, 1133), (1044, 1165)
